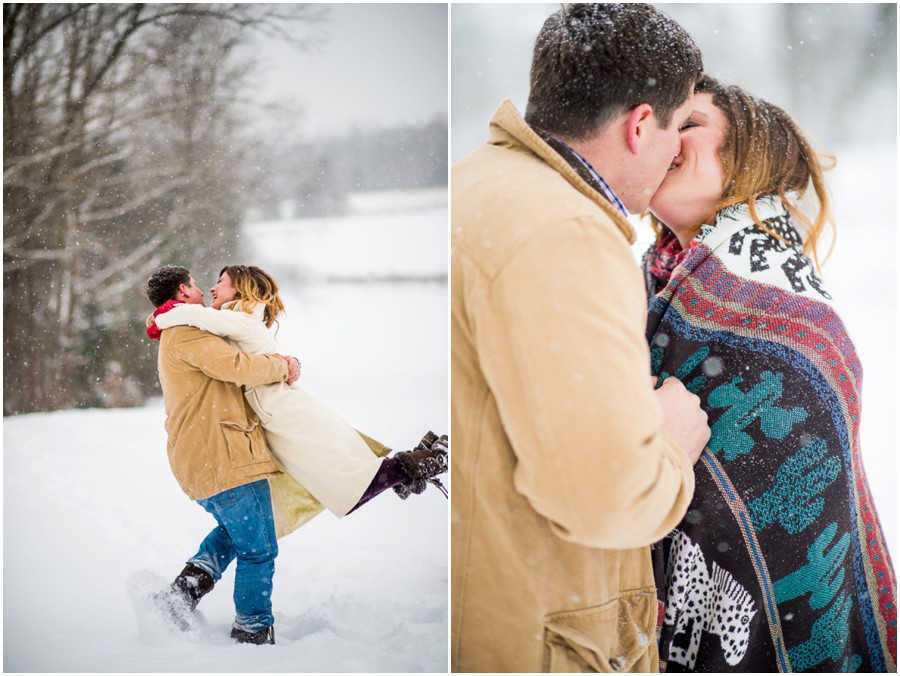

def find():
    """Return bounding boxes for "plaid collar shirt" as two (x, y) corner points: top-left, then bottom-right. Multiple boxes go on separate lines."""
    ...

(538, 131), (630, 219)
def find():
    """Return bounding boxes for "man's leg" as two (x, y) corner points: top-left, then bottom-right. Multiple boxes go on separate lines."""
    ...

(155, 521), (230, 627)
(188, 522), (237, 581)
(197, 479), (279, 640)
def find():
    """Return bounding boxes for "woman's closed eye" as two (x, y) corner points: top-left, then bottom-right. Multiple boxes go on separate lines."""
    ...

(680, 119), (700, 132)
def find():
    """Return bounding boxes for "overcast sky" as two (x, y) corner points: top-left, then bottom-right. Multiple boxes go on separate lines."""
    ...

(248, 4), (448, 138)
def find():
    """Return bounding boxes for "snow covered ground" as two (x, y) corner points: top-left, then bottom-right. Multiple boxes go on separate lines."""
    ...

(3, 190), (449, 672)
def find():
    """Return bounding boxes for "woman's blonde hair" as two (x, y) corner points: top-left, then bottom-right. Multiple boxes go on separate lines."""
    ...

(220, 264), (285, 329)
(650, 74), (835, 268)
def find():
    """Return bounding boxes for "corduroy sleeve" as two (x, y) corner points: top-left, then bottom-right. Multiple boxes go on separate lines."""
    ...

(471, 215), (695, 549)
(173, 328), (287, 386)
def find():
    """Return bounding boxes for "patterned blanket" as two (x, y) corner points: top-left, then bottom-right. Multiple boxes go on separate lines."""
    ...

(644, 196), (897, 672)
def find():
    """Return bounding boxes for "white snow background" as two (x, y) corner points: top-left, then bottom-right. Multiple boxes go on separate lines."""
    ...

(3, 189), (449, 672)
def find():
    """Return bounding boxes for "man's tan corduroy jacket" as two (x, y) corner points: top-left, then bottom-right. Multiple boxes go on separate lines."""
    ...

(451, 101), (696, 673)
(157, 324), (289, 500)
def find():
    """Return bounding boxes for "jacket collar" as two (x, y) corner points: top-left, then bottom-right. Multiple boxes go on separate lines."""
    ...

(487, 100), (636, 244)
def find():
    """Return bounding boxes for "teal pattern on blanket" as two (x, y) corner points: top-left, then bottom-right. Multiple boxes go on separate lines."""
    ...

(652, 345), (711, 394)
(787, 591), (853, 672)
(707, 371), (808, 461)
(646, 198), (896, 672)
(773, 522), (851, 609)
(841, 654), (863, 672)
(747, 436), (841, 534)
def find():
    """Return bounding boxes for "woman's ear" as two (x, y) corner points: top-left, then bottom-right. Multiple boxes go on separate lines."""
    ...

(625, 103), (654, 155)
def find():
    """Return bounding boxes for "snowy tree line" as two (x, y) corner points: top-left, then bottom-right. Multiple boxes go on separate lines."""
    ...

(3, 3), (324, 415)
(247, 116), (448, 219)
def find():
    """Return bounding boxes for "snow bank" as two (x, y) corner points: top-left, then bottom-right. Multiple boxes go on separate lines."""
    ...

(345, 187), (448, 216)
(244, 203), (447, 283)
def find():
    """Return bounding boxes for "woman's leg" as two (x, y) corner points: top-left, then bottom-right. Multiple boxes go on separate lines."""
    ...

(345, 457), (408, 514)
(346, 432), (449, 514)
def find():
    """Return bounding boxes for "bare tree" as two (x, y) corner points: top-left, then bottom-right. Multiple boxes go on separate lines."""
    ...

(3, 3), (325, 414)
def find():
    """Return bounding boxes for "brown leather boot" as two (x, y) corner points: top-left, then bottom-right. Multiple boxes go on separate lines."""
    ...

(152, 563), (215, 630)
(171, 563), (215, 611)
(393, 431), (448, 499)
(231, 624), (275, 645)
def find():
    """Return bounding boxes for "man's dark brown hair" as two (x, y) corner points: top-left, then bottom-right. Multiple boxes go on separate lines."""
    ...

(525, 3), (703, 141)
(146, 265), (191, 307)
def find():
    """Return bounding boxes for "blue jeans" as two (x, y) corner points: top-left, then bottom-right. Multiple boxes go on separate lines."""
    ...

(188, 479), (278, 632)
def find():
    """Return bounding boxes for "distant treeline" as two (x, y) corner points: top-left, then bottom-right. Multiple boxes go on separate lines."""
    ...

(247, 117), (449, 219)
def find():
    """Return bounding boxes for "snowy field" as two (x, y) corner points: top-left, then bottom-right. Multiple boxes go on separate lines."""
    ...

(3, 190), (449, 672)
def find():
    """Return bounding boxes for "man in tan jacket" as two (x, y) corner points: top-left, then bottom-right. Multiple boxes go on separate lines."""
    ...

(145, 264), (300, 645)
(452, 4), (711, 672)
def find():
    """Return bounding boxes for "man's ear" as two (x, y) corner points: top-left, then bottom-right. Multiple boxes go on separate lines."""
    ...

(176, 283), (189, 299)
(625, 103), (655, 155)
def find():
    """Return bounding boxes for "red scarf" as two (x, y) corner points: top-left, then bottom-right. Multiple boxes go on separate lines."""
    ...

(647, 231), (689, 287)
(146, 299), (185, 341)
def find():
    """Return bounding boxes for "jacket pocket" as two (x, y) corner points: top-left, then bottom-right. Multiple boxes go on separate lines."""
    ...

(542, 590), (656, 673)
(220, 419), (267, 469)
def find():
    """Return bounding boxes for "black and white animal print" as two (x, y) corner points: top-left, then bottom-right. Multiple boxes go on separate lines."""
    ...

(664, 530), (758, 669)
